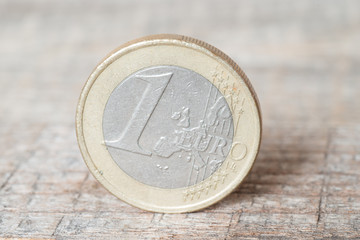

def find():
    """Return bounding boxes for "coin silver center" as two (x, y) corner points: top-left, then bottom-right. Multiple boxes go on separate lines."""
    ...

(102, 65), (234, 189)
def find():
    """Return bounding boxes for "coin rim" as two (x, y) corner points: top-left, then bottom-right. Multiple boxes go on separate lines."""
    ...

(76, 34), (262, 213)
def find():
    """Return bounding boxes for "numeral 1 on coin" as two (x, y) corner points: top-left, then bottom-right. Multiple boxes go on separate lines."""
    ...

(105, 73), (173, 155)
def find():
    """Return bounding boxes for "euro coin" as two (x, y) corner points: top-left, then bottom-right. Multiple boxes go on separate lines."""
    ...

(76, 34), (262, 213)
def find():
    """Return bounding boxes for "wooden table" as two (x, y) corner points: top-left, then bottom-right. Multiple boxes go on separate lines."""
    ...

(1, 1), (359, 239)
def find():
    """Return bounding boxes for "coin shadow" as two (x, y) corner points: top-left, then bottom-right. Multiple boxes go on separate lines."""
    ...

(207, 125), (323, 211)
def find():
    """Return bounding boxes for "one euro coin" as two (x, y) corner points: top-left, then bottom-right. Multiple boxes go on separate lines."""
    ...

(76, 34), (262, 213)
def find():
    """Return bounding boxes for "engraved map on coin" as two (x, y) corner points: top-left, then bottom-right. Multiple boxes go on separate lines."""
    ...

(103, 66), (234, 189)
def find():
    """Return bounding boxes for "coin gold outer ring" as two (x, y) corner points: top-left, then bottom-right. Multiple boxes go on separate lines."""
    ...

(76, 34), (262, 213)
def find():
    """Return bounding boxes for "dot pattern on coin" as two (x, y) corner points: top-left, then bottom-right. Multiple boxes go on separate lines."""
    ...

(103, 65), (234, 189)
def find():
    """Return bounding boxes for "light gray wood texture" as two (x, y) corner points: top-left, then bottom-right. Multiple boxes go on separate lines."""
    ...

(1, 0), (360, 239)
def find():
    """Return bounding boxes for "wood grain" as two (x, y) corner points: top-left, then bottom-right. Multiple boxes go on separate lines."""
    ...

(1, 0), (360, 239)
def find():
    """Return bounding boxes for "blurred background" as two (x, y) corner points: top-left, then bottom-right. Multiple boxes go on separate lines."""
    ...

(0, 0), (359, 239)
(1, 0), (359, 125)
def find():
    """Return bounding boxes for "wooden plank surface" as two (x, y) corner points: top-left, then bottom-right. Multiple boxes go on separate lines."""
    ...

(1, 0), (360, 239)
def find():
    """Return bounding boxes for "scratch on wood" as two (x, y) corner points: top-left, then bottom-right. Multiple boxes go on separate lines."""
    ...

(224, 212), (235, 240)
(52, 216), (64, 236)
(0, 170), (15, 191)
(72, 172), (89, 206)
